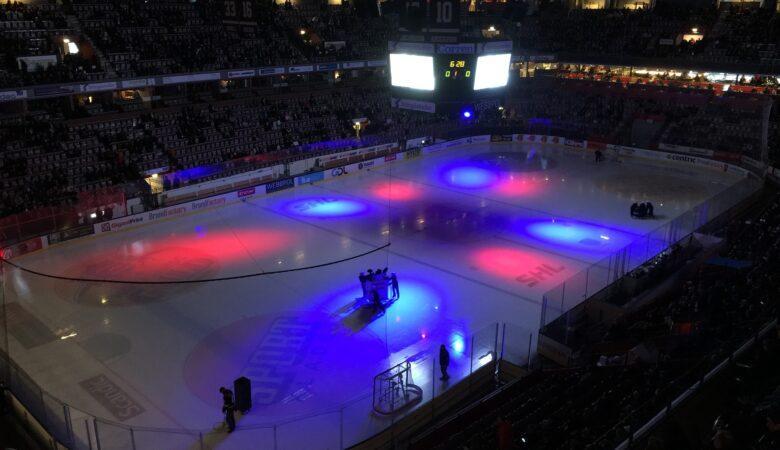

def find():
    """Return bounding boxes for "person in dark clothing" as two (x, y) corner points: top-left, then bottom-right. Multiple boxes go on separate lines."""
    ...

(219, 387), (236, 432)
(497, 416), (513, 450)
(439, 344), (450, 380)
(646, 202), (654, 217)
(358, 272), (367, 298)
(637, 202), (647, 218)
(630, 202), (638, 217)
(374, 268), (383, 280)
(0, 381), (7, 415)
(372, 289), (385, 313)
(595, 149), (604, 163)
(390, 273), (399, 299)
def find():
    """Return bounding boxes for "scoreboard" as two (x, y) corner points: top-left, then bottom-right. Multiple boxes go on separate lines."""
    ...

(388, 41), (513, 112)
(390, 0), (513, 113)
(438, 57), (474, 99)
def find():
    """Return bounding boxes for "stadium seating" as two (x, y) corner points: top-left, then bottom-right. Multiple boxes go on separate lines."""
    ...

(420, 189), (780, 450)
(0, 0), (104, 87)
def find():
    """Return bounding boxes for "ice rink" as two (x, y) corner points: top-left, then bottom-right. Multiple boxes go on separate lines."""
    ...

(1, 141), (750, 449)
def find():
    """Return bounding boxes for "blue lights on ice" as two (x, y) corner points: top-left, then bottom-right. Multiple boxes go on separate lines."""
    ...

(442, 166), (498, 189)
(522, 220), (635, 252)
(283, 197), (369, 218)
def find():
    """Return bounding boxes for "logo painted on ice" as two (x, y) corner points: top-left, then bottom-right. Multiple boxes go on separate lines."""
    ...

(516, 264), (566, 287)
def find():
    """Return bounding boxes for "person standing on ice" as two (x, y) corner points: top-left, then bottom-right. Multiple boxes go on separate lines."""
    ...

(439, 345), (450, 381)
(372, 289), (385, 313)
(390, 273), (399, 299)
(359, 272), (367, 298)
(219, 387), (236, 432)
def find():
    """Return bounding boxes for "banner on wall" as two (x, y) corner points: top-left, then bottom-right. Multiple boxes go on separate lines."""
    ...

(265, 177), (295, 194)
(659, 143), (714, 157)
(48, 225), (94, 245)
(1, 236), (46, 259)
(491, 134), (513, 142)
(296, 171), (325, 185)
(237, 187), (256, 198)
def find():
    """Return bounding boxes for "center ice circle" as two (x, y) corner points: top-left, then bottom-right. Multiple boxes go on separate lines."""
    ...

(442, 166), (498, 189)
(183, 311), (388, 417)
(284, 197), (369, 218)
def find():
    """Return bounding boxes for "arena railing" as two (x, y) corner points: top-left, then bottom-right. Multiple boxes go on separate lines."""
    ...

(0, 130), (767, 449)
(611, 318), (778, 450)
(538, 170), (763, 333)
(0, 314), (534, 450)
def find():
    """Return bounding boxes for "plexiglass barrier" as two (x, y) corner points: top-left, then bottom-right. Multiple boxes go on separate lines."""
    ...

(0, 316), (533, 450)
(540, 176), (762, 328)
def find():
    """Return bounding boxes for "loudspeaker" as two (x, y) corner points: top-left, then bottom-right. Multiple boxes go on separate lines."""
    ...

(234, 376), (252, 413)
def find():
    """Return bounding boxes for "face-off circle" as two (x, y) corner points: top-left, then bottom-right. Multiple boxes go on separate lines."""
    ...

(59, 246), (220, 306)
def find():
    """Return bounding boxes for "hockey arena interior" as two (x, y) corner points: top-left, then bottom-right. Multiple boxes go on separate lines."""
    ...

(1, 0), (780, 449)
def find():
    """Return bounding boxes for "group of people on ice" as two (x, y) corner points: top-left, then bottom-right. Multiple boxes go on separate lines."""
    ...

(358, 268), (399, 312)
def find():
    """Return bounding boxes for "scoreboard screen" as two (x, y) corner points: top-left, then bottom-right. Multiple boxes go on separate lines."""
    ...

(390, 53), (435, 91)
(441, 58), (472, 80)
(474, 54), (512, 90)
(437, 56), (474, 100)
(388, 39), (513, 112)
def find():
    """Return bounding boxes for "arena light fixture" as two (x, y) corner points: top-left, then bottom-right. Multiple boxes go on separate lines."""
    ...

(473, 53), (511, 90)
(478, 351), (494, 367)
(389, 53), (435, 91)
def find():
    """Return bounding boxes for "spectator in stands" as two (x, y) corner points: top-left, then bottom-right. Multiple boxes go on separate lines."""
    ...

(497, 416), (513, 450)
(0, 381), (7, 416)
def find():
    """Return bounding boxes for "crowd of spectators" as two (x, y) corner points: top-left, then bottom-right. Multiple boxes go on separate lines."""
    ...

(508, 2), (780, 70)
(3, 1), (780, 88)
(0, 0), (392, 86)
(3, 73), (779, 217)
(695, 5), (780, 69)
(0, 0), (103, 87)
(690, 336), (780, 450)
(0, 80), (455, 216)
(421, 187), (780, 450)
(509, 2), (718, 60)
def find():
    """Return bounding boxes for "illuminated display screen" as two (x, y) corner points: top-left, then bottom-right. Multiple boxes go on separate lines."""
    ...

(389, 50), (512, 107)
(389, 53), (435, 91)
(474, 53), (511, 90)
(436, 55), (475, 100)
(442, 59), (472, 80)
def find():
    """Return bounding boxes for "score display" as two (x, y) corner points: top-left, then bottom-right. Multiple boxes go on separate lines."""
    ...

(389, 46), (513, 112)
(442, 59), (471, 80)
(437, 56), (474, 100)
